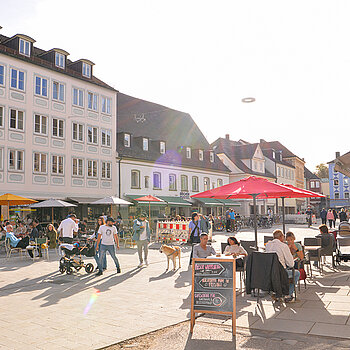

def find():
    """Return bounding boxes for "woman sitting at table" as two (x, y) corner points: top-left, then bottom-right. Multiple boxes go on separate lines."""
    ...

(285, 231), (304, 268)
(45, 224), (58, 249)
(224, 237), (247, 268)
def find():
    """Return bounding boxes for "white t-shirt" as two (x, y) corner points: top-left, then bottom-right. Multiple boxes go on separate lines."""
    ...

(139, 222), (148, 241)
(58, 218), (78, 238)
(98, 224), (117, 245)
(224, 245), (247, 256)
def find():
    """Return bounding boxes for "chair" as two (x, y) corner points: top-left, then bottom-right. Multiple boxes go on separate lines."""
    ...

(36, 237), (49, 260)
(264, 236), (274, 244)
(5, 238), (25, 259)
(318, 235), (336, 268)
(304, 237), (322, 276)
(240, 240), (257, 255)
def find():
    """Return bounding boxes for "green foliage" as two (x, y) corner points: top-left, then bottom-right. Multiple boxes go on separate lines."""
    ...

(315, 163), (328, 178)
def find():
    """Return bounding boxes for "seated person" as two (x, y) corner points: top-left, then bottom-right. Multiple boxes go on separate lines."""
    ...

(192, 233), (216, 259)
(5, 224), (34, 258)
(45, 224), (58, 249)
(338, 221), (350, 237)
(79, 220), (88, 235)
(312, 224), (336, 266)
(285, 231), (304, 268)
(29, 220), (40, 240)
(224, 236), (247, 268)
(265, 229), (300, 303)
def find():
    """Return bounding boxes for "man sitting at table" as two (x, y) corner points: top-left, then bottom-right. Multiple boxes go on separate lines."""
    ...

(5, 224), (34, 258)
(265, 229), (300, 303)
(192, 233), (216, 259)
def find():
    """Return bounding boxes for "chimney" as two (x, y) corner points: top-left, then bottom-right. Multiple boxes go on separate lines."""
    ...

(225, 134), (230, 140)
(336, 151), (340, 158)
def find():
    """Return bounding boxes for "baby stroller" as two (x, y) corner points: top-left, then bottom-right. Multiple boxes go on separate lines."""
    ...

(59, 241), (95, 275)
(336, 237), (350, 264)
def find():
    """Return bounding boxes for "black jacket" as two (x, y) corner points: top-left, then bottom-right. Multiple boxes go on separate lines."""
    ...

(245, 252), (289, 297)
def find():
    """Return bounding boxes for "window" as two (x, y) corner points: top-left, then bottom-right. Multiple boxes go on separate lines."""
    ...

(9, 109), (24, 131)
(87, 126), (98, 144)
(334, 179), (339, 186)
(72, 123), (83, 142)
(131, 170), (140, 188)
(82, 63), (91, 78)
(124, 133), (131, 147)
(8, 150), (24, 171)
(87, 160), (97, 178)
(101, 129), (111, 147)
(10, 68), (25, 91)
(35, 76), (48, 97)
(210, 151), (214, 163)
(34, 114), (47, 135)
(52, 118), (64, 138)
(52, 155), (64, 175)
(73, 88), (84, 107)
(102, 96), (111, 114)
(19, 39), (30, 56)
(169, 174), (177, 191)
(145, 176), (150, 188)
(181, 175), (188, 191)
(310, 181), (315, 189)
(335, 192), (340, 199)
(344, 178), (349, 186)
(153, 172), (161, 190)
(33, 152), (47, 173)
(53, 81), (65, 102)
(101, 161), (111, 179)
(217, 178), (223, 187)
(277, 167), (280, 177)
(72, 158), (83, 177)
(0, 148), (3, 170)
(192, 176), (199, 192)
(0, 65), (4, 86)
(199, 150), (204, 161)
(345, 192), (350, 199)
(143, 138), (149, 151)
(88, 92), (98, 111)
(204, 177), (210, 191)
(212, 182), (216, 189)
(0, 106), (3, 127)
(186, 147), (191, 159)
(160, 141), (166, 154)
(55, 52), (65, 69)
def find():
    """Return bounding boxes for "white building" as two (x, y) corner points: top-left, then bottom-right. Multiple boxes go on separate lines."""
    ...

(0, 31), (117, 218)
(117, 93), (231, 219)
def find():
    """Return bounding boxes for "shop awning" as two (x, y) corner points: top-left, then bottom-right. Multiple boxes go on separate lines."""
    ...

(194, 198), (224, 206)
(67, 197), (102, 204)
(216, 199), (241, 207)
(157, 196), (192, 207)
(125, 194), (167, 206)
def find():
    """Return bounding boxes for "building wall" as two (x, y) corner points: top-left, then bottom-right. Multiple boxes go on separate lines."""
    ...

(329, 162), (350, 200)
(0, 53), (117, 199)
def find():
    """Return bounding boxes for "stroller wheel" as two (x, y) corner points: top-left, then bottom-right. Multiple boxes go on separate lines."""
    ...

(59, 266), (66, 274)
(85, 263), (94, 274)
(66, 266), (73, 275)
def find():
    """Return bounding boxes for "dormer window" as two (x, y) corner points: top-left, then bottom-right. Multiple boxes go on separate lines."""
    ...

(143, 138), (149, 151)
(124, 133), (131, 147)
(272, 150), (276, 159)
(19, 39), (30, 57)
(160, 141), (166, 154)
(210, 151), (214, 163)
(82, 62), (91, 78)
(186, 147), (191, 159)
(199, 150), (204, 161)
(55, 52), (65, 69)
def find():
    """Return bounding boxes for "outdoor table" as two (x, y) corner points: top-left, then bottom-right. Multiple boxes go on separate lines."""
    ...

(304, 246), (321, 251)
(304, 245), (322, 273)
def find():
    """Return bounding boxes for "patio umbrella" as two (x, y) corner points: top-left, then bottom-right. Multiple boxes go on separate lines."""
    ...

(0, 193), (37, 220)
(90, 196), (132, 217)
(191, 176), (309, 248)
(134, 195), (164, 229)
(30, 198), (77, 223)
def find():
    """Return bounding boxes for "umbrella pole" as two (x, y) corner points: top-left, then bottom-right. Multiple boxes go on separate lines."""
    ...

(252, 194), (258, 249)
(149, 201), (151, 231)
(7, 200), (10, 221)
(52, 207), (54, 224)
(281, 197), (286, 234)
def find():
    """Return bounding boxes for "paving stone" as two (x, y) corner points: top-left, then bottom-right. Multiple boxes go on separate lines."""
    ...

(309, 323), (350, 339)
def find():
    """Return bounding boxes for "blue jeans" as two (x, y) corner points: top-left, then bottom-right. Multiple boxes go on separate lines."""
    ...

(94, 241), (107, 269)
(287, 269), (300, 296)
(98, 244), (120, 272)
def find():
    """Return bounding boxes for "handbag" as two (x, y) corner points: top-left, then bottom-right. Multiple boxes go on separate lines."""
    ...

(189, 222), (199, 244)
(299, 267), (307, 280)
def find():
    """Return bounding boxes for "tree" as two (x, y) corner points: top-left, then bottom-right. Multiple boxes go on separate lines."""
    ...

(314, 163), (329, 179)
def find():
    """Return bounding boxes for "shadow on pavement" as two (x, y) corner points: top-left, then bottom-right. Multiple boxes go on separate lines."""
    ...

(184, 332), (236, 350)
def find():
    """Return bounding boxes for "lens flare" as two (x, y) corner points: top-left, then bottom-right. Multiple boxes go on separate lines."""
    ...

(84, 289), (100, 315)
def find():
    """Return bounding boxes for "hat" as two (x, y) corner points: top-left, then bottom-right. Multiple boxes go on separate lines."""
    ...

(106, 217), (115, 222)
(140, 212), (148, 218)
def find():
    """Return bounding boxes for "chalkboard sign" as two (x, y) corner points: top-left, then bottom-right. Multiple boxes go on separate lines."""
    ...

(190, 258), (236, 335)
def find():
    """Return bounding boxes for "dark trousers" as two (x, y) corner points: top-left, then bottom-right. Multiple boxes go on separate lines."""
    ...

(321, 218), (327, 225)
(16, 236), (33, 257)
(189, 236), (201, 265)
(328, 220), (334, 228)
(61, 237), (73, 244)
(226, 220), (231, 231)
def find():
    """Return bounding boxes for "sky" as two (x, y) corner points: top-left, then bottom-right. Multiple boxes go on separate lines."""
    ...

(1, 0), (350, 172)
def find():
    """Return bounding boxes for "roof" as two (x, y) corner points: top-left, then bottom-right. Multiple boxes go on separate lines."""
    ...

(259, 140), (305, 163)
(0, 34), (117, 92)
(304, 167), (320, 180)
(262, 148), (295, 168)
(117, 93), (230, 173)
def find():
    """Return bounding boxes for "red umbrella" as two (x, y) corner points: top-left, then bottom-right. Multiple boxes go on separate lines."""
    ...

(282, 184), (325, 198)
(192, 176), (319, 247)
(134, 195), (164, 230)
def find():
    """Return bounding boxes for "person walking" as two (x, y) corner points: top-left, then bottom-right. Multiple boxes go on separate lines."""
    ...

(327, 209), (335, 228)
(332, 209), (338, 227)
(225, 209), (231, 232)
(188, 212), (202, 265)
(93, 216), (107, 270)
(133, 212), (151, 268)
(339, 208), (347, 222)
(320, 208), (327, 225)
(229, 209), (236, 231)
(96, 217), (121, 276)
(57, 214), (79, 243)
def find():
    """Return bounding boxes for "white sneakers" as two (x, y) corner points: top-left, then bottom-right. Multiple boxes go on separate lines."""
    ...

(145, 260), (149, 266)
(138, 262), (143, 268)
(138, 260), (149, 268)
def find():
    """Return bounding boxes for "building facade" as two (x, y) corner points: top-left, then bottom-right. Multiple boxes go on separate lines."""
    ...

(328, 157), (350, 208)
(0, 32), (118, 207)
